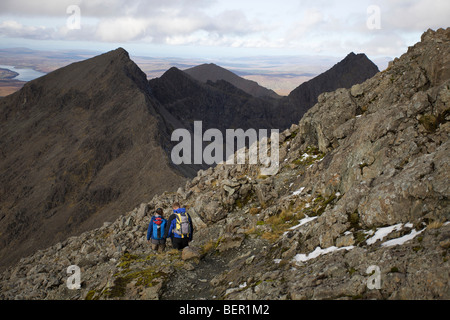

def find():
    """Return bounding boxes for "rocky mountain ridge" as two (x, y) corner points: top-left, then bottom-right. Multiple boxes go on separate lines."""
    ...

(149, 52), (379, 134)
(0, 28), (448, 300)
(184, 63), (281, 99)
(0, 48), (188, 270)
(287, 52), (379, 106)
(149, 66), (280, 133)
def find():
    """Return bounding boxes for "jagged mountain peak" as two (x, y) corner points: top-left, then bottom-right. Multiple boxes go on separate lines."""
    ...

(159, 66), (192, 80)
(184, 62), (280, 99)
(342, 51), (369, 62)
(110, 47), (130, 57)
(0, 47), (186, 270)
(11, 46), (148, 104)
(340, 51), (378, 70)
(286, 51), (379, 111)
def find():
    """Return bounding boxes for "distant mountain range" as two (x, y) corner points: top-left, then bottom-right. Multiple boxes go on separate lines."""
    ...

(0, 48), (379, 270)
(184, 63), (281, 99)
(150, 52), (379, 132)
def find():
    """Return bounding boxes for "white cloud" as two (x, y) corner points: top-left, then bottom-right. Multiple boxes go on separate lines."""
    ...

(0, 20), (54, 40)
(0, 0), (266, 44)
(284, 8), (325, 45)
(0, 0), (75, 17)
(0, 0), (448, 57)
(0, 0), (213, 19)
(379, 0), (450, 32)
(95, 17), (148, 42)
(211, 10), (268, 35)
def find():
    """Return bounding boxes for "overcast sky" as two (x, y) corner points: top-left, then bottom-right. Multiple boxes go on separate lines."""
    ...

(0, 0), (449, 60)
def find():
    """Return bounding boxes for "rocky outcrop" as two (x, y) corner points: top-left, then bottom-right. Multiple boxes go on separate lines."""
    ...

(0, 28), (449, 300)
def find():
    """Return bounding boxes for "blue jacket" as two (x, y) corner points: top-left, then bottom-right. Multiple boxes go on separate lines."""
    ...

(167, 208), (194, 241)
(146, 215), (167, 241)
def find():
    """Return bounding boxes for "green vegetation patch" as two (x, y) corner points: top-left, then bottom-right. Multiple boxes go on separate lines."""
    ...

(105, 266), (167, 298)
(292, 146), (325, 167)
(302, 193), (338, 217)
(98, 251), (172, 299)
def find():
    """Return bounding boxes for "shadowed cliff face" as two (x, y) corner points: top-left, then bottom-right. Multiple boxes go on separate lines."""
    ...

(149, 67), (280, 133)
(288, 52), (380, 106)
(149, 52), (380, 133)
(277, 52), (380, 126)
(0, 48), (187, 270)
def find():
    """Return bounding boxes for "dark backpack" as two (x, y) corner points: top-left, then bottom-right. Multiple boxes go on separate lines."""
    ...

(152, 216), (166, 240)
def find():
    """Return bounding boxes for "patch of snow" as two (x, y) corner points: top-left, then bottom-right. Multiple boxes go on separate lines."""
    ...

(239, 282), (247, 289)
(225, 287), (240, 295)
(292, 187), (305, 196)
(274, 259), (281, 264)
(381, 228), (425, 247)
(365, 222), (425, 247)
(293, 246), (354, 263)
(289, 215), (318, 231)
(404, 222), (413, 228)
(300, 153), (309, 160)
(366, 223), (403, 245)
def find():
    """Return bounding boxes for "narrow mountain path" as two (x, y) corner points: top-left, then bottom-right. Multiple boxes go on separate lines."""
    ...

(160, 252), (228, 300)
(160, 237), (269, 300)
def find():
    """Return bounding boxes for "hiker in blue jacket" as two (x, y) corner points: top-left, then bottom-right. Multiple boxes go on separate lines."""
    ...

(147, 208), (167, 253)
(166, 202), (194, 251)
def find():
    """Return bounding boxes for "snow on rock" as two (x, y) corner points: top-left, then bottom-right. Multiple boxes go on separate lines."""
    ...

(366, 223), (404, 245)
(381, 228), (425, 247)
(364, 222), (425, 247)
(292, 187), (305, 196)
(289, 215), (318, 230)
(293, 245), (354, 263)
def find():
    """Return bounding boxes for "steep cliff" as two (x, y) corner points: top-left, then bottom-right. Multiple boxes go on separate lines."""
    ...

(0, 48), (187, 270)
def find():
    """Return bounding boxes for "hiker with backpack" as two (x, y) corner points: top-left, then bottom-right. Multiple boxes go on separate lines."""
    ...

(146, 208), (167, 253)
(166, 202), (194, 251)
